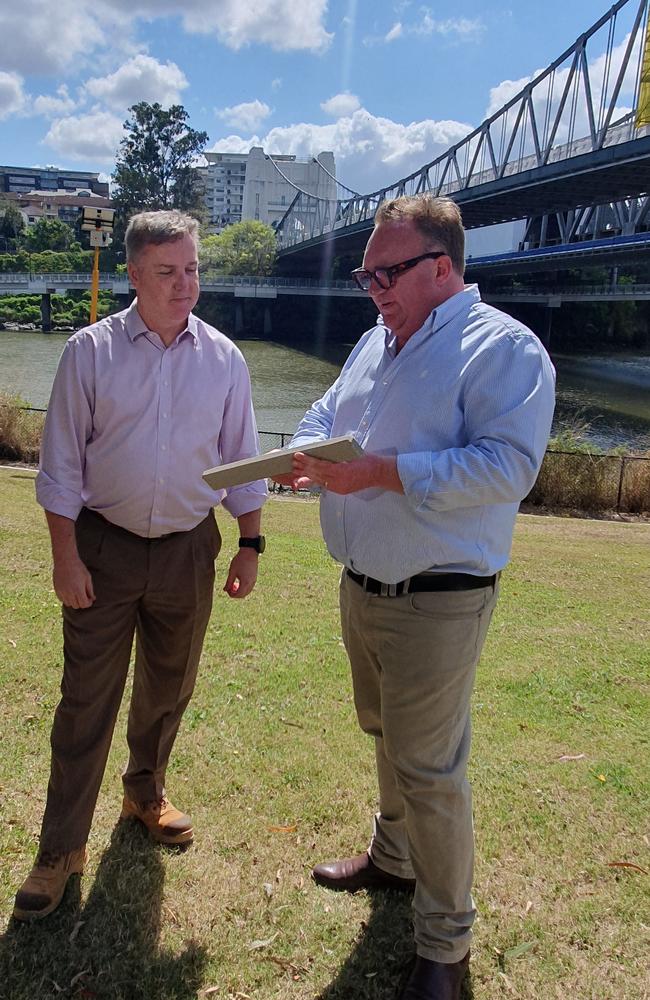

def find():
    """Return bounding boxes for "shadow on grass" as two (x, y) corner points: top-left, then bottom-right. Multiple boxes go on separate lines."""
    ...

(0, 820), (207, 1000)
(316, 889), (474, 1000)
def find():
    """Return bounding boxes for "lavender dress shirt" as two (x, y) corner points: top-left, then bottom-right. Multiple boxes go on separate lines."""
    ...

(36, 301), (267, 538)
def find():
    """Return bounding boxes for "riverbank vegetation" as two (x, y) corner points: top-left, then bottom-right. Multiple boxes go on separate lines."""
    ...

(0, 291), (117, 331)
(0, 473), (648, 999)
(0, 393), (44, 462)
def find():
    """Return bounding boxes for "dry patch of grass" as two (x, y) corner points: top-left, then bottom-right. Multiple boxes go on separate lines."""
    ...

(0, 393), (44, 463)
(0, 472), (648, 999)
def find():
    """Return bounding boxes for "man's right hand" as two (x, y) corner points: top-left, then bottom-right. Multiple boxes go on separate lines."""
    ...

(53, 553), (96, 609)
(45, 510), (96, 609)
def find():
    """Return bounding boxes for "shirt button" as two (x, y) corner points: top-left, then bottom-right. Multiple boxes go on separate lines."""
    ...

(162, 412), (168, 418)
(161, 444), (167, 451)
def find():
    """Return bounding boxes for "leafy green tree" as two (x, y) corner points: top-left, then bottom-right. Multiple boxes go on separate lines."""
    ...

(0, 199), (25, 250)
(200, 221), (277, 276)
(112, 102), (208, 218)
(20, 217), (76, 253)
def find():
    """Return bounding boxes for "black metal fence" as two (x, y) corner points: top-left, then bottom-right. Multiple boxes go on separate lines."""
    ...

(6, 410), (650, 514)
(525, 449), (650, 514)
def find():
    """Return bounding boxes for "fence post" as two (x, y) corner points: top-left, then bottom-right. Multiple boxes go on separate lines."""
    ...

(616, 457), (626, 512)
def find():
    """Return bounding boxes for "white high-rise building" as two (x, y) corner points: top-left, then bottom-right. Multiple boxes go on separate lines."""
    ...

(200, 147), (336, 232)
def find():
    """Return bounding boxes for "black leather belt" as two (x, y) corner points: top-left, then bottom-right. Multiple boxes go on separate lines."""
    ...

(346, 568), (496, 597)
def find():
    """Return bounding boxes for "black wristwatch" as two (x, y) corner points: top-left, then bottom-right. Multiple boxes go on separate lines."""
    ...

(238, 535), (266, 554)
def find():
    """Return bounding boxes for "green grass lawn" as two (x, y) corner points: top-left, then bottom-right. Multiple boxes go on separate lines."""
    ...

(0, 468), (648, 1000)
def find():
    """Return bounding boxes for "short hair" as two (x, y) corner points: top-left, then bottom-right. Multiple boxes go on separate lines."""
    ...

(125, 210), (199, 262)
(374, 195), (465, 276)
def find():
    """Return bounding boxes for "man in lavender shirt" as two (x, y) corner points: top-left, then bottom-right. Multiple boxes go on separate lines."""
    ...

(13, 210), (267, 922)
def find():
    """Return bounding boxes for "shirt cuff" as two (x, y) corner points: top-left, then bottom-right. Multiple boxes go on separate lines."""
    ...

(35, 474), (84, 521)
(396, 452), (436, 510)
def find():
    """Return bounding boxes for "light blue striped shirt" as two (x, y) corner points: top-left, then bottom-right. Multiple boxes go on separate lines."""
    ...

(291, 284), (555, 583)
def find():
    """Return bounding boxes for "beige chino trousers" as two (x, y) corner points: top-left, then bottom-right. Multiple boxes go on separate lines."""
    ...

(40, 507), (221, 853)
(339, 569), (499, 964)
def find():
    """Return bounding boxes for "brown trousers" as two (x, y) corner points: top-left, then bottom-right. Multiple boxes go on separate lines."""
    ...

(40, 507), (221, 853)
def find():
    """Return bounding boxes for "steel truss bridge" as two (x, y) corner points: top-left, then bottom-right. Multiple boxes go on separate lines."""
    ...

(271, 0), (650, 274)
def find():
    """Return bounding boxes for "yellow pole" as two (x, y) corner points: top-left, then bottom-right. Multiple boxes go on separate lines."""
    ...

(636, 14), (650, 127)
(90, 245), (100, 324)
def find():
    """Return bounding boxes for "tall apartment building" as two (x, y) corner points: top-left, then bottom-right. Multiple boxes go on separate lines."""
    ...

(0, 165), (109, 198)
(200, 147), (336, 232)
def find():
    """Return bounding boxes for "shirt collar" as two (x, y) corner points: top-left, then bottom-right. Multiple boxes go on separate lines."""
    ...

(124, 298), (199, 344)
(381, 283), (482, 355)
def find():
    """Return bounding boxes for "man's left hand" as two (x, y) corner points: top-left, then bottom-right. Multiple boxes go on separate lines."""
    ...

(291, 452), (403, 495)
(224, 548), (259, 598)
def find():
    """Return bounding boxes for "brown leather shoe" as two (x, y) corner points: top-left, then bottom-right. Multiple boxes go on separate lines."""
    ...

(312, 851), (415, 893)
(13, 846), (87, 922)
(399, 952), (470, 1000)
(120, 795), (193, 845)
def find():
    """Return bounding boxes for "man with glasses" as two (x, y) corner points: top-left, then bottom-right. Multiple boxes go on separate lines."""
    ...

(274, 195), (555, 1000)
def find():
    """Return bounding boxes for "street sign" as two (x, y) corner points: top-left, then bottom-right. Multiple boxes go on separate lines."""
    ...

(89, 230), (112, 247)
(81, 206), (115, 231)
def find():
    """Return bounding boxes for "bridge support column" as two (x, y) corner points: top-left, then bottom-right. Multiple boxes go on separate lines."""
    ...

(263, 305), (272, 336)
(539, 307), (553, 350)
(235, 303), (244, 335)
(40, 293), (52, 333)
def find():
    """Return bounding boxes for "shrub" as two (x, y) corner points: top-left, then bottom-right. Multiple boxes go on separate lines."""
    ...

(0, 393), (44, 463)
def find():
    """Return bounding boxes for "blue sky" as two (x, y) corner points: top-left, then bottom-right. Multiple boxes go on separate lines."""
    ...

(0, 0), (642, 195)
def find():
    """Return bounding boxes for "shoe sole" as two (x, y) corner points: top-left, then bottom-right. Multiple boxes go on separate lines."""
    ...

(121, 813), (194, 846)
(312, 871), (416, 893)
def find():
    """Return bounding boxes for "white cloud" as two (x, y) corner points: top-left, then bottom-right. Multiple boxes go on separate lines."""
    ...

(33, 85), (78, 119)
(211, 108), (473, 193)
(102, 0), (332, 51)
(0, 0), (124, 75)
(0, 71), (28, 120)
(415, 15), (484, 40)
(365, 12), (484, 46)
(216, 99), (272, 131)
(271, 78), (283, 91)
(84, 55), (188, 111)
(0, 0), (330, 85)
(43, 110), (125, 162)
(321, 92), (361, 118)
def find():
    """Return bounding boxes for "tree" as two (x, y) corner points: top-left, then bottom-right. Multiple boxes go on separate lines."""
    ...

(20, 217), (76, 253)
(112, 102), (209, 218)
(201, 221), (277, 276)
(0, 199), (25, 251)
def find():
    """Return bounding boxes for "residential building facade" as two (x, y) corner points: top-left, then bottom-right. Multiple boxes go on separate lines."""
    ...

(0, 165), (109, 198)
(200, 147), (336, 232)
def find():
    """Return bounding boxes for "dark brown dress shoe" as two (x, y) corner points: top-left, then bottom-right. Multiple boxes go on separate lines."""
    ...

(312, 851), (416, 893)
(399, 952), (470, 1000)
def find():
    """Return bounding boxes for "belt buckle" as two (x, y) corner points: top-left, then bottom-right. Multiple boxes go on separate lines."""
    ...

(380, 581), (401, 597)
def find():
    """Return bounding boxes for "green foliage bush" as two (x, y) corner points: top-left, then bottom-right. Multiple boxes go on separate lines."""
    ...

(0, 291), (118, 327)
(0, 392), (44, 462)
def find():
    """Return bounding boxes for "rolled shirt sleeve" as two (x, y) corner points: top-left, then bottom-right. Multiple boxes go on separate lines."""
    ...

(397, 331), (556, 511)
(36, 338), (94, 521)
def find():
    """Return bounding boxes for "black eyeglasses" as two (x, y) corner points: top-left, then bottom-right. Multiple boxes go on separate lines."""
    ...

(351, 251), (446, 292)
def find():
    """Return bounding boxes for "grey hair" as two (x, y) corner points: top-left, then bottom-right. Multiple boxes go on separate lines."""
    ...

(125, 210), (199, 261)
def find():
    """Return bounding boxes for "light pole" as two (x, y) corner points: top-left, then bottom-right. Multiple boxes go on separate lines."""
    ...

(81, 207), (115, 323)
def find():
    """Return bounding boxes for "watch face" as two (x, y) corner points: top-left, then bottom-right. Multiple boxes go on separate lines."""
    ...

(257, 535), (266, 553)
